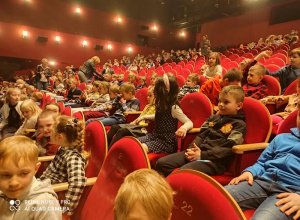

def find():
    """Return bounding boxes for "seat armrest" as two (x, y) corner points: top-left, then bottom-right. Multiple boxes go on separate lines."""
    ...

(25, 129), (36, 133)
(38, 156), (55, 162)
(187, 128), (200, 133)
(232, 143), (269, 154)
(124, 111), (142, 116)
(52, 177), (97, 192)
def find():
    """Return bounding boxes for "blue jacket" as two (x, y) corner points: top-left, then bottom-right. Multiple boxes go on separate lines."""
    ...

(245, 128), (300, 191)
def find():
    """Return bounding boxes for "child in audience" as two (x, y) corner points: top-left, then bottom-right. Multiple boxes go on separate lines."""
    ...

(127, 72), (137, 85)
(83, 84), (121, 121)
(96, 81), (110, 103)
(117, 73), (124, 86)
(261, 77), (300, 132)
(178, 73), (200, 101)
(40, 116), (86, 217)
(0, 88), (23, 139)
(54, 78), (64, 90)
(127, 61), (138, 72)
(86, 83), (140, 126)
(136, 76), (147, 91)
(15, 99), (42, 136)
(138, 74), (193, 153)
(240, 51), (272, 85)
(111, 74), (119, 86)
(156, 85), (246, 177)
(45, 102), (61, 114)
(242, 64), (268, 99)
(268, 48), (300, 93)
(200, 68), (243, 107)
(202, 52), (222, 79)
(0, 136), (62, 219)
(25, 85), (35, 98)
(107, 87), (155, 148)
(31, 92), (43, 105)
(149, 72), (158, 89)
(66, 78), (82, 102)
(79, 81), (101, 107)
(103, 73), (112, 82)
(114, 169), (173, 220)
(225, 102), (300, 220)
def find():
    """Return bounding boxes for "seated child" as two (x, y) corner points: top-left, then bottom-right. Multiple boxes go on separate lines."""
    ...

(117, 73), (124, 86)
(242, 64), (268, 100)
(261, 77), (300, 131)
(107, 87), (155, 148)
(136, 76), (147, 91)
(40, 116), (86, 217)
(45, 102), (61, 114)
(268, 48), (300, 93)
(225, 102), (300, 220)
(200, 68), (243, 107)
(96, 81), (110, 103)
(86, 83), (140, 126)
(178, 73), (200, 101)
(110, 74), (119, 86)
(202, 52), (222, 79)
(31, 92), (43, 106)
(0, 136), (61, 219)
(103, 73), (112, 83)
(25, 85), (35, 98)
(15, 99), (42, 136)
(149, 72), (158, 89)
(156, 85), (247, 177)
(83, 84), (121, 121)
(114, 169), (173, 220)
(66, 78), (82, 102)
(78, 81), (101, 107)
(127, 72), (137, 86)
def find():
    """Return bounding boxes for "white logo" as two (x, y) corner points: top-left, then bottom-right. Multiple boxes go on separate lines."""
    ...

(9, 200), (20, 211)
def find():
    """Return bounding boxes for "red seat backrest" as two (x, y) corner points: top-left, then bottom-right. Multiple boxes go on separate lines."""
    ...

(261, 75), (281, 96)
(284, 78), (297, 95)
(277, 110), (298, 134)
(81, 137), (150, 220)
(175, 75), (185, 87)
(135, 88), (148, 110)
(167, 170), (246, 220)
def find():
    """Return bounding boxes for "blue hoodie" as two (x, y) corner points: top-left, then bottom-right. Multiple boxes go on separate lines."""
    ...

(245, 128), (300, 191)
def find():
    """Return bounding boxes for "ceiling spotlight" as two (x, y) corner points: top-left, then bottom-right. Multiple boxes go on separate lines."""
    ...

(76, 7), (81, 13)
(55, 35), (61, 43)
(107, 44), (112, 51)
(117, 17), (122, 23)
(22, 30), (28, 39)
(153, 25), (157, 31)
(82, 40), (88, 47)
(181, 31), (185, 37)
(128, 47), (133, 53)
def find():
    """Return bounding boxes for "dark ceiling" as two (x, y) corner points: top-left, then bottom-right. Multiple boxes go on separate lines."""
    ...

(61, 0), (297, 32)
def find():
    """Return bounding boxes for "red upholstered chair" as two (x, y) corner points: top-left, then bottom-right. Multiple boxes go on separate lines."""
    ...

(184, 64), (194, 72)
(229, 54), (239, 61)
(73, 111), (84, 120)
(61, 106), (71, 116)
(243, 53), (254, 59)
(135, 88), (148, 110)
(273, 49), (288, 56)
(79, 82), (86, 91)
(81, 137), (150, 220)
(271, 53), (287, 63)
(180, 68), (191, 79)
(174, 65), (182, 75)
(167, 170), (246, 220)
(169, 69), (178, 76)
(148, 93), (213, 168)
(235, 56), (246, 64)
(71, 121), (108, 219)
(277, 110), (298, 134)
(156, 69), (165, 76)
(264, 58), (285, 67)
(170, 62), (177, 68)
(164, 65), (173, 72)
(221, 57), (231, 64)
(223, 61), (239, 71)
(211, 98), (272, 185)
(265, 64), (280, 73)
(284, 78), (297, 95)
(57, 101), (64, 113)
(261, 75), (281, 114)
(176, 75), (186, 87)
(199, 75), (207, 88)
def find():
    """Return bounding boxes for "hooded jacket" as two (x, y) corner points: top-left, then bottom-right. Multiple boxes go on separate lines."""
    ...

(245, 128), (300, 191)
(0, 177), (62, 220)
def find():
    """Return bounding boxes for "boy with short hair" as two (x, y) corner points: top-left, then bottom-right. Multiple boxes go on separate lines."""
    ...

(242, 64), (268, 99)
(268, 48), (300, 93)
(117, 73), (124, 86)
(225, 101), (300, 220)
(200, 68), (243, 106)
(178, 73), (200, 101)
(0, 136), (62, 219)
(66, 78), (82, 102)
(86, 83), (140, 126)
(156, 85), (247, 177)
(135, 76), (147, 92)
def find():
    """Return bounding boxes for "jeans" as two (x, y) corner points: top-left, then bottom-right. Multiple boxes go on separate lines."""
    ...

(225, 177), (300, 220)
(86, 115), (125, 126)
(37, 81), (48, 90)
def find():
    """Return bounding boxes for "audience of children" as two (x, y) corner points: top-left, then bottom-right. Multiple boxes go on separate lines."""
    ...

(156, 85), (246, 176)
(0, 136), (62, 219)
(107, 87), (155, 148)
(137, 74), (193, 153)
(178, 73), (200, 101)
(39, 116), (86, 217)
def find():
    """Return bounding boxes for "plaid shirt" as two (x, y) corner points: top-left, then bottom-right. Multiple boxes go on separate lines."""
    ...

(243, 82), (268, 100)
(40, 147), (86, 215)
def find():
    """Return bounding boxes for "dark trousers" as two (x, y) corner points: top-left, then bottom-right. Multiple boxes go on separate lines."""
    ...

(107, 124), (132, 149)
(156, 151), (222, 177)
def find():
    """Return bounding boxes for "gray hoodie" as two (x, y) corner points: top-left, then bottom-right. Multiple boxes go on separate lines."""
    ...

(0, 177), (62, 220)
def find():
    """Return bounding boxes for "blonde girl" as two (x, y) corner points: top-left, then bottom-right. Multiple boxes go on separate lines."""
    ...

(203, 52), (222, 79)
(40, 116), (86, 217)
(15, 99), (42, 136)
(0, 88), (22, 138)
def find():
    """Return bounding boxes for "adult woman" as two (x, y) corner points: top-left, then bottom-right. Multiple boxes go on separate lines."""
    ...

(35, 58), (51, 90)
(78, 56), (103, 83)
(201, 35), (211, 59)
